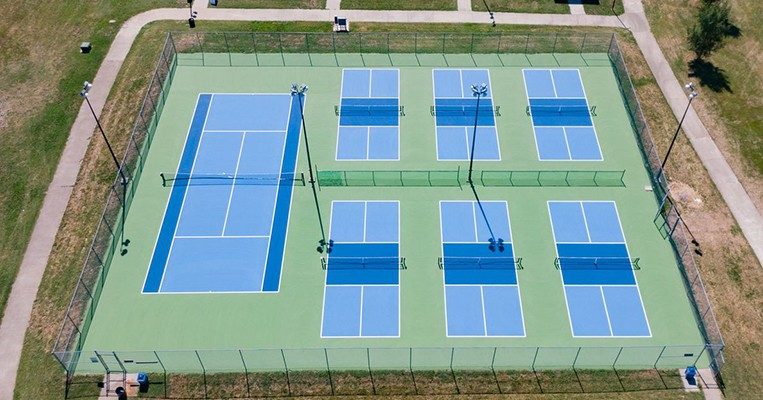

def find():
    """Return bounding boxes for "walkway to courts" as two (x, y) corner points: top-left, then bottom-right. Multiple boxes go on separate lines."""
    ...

(1, 2), (756, 399)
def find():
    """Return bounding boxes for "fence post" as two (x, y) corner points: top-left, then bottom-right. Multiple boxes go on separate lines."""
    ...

(197, 32), (205, 66)
(654, 346), (667, 369)
(280, 349), (291, 396)
(239, 350), (251, 398)
(450, 347), (459, 394)
(251, 33), (258, 67)
(409, 348), (418, 394)
(278, 33), (285, 66)
(223, 32), (231, 66)
(194, 350), (208, 399)
(367, 348), (376, 395)
(491, 347), (502, 394)
(571, 347), (584, 392)
(580, 33), (587, 54)
(324, 348), (334, 395)
(154, 351), (168, 398)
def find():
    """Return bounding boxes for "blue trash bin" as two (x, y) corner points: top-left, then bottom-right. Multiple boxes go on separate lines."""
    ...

(137, 372), (149, 393)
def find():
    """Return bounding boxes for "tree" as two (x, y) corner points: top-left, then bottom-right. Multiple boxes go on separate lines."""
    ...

(687, 0), (733, 59)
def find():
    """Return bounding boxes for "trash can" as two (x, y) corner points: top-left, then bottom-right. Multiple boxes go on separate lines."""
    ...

(137, 372), (149, 393)
(115, 386), (127, 400)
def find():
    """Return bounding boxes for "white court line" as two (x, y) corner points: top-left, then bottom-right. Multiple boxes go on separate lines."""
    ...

(599, 285), (615, 336)
(174, 235), (269, 239)
(142, 94), (204, 294)
(156, 93), (215, 293)
(220, 132), (247, 236)
(479, 286), (488, 336)
(259, 95), (295, 292)
(562, 127), (573, 161)
(358, 285), (365, 337)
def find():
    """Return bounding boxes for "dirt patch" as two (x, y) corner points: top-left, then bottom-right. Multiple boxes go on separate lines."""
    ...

(669, 181), (704, 209)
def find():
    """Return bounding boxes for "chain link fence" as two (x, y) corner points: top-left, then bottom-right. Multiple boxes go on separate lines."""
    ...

(52, 31), (724, 394)
(52, 33), (178, 380)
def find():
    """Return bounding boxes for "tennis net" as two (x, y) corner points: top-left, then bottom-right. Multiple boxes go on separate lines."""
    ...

(334, 105), (404, 116)
(321, 256), (407, 270)
(160, 172), (305, 187)
(430, 105), (501, 116)
(526, 105), (596, 116)
(438, 256), (522, 270)
(554, 257), (640, 270)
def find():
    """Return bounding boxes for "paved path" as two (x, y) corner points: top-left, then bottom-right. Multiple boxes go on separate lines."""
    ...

(457, 0), (471, 12)
(326, 0), (341, 10)
(2, 2), (756, 398)
(619, 0), (763, 263)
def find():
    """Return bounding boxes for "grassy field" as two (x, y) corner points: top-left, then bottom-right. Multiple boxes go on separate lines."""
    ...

(0, 0), (184, 320)
(644, 0), (763, 211)
(472, 0), (569, 14)
(584, 0), (625, 16)
(341, 0), (457, 10)
(217, 0), (326, 8)
(4, 3), (761, 400)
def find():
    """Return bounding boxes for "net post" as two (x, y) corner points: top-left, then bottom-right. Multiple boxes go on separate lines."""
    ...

(160, 173), (168, 187)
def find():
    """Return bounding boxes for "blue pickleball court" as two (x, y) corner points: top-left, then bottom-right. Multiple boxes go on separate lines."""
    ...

(548, 201), (651, 337)
(143, 93), (301, 293)
(439, 201), (525, 337)
(336, 69), (400, 160)
(432, 69), (501, 161)
(321, 201), (401, 338)
(524, 69), (602, 161)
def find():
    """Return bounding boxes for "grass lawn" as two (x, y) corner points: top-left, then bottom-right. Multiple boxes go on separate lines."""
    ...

(216, 0), (326, 8)
(0, 0), (184, 320)
(584, 0), (625, 15)
(472, 0), (570, 14)
(644, 0), (763, 210)
(341, 0), (457, 10)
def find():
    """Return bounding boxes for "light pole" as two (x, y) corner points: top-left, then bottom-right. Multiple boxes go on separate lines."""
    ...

(656, 82), (698, 183)
(187, 0), (198, 28)
(291, 83), (329, 253)
(80, 81), (130, 250)
(467, 83), (488, 185)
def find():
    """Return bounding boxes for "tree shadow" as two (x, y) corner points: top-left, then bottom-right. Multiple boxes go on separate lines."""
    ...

(688, 58), (732, 93)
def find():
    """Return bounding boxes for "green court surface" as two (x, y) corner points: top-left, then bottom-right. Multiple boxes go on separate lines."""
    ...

(75, 53), (707, 373)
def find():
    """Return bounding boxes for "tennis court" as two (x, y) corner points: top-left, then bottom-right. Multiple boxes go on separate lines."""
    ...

(524, 69), (602, 161)
(432, 69), (500, 161)
(549, 201), (651, 337)
(142, 93), (301, 293)
(439, 201), (525, 337)
(321, 201), (400, 338)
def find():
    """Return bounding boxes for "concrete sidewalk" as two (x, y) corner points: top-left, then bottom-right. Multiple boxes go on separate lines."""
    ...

(2, 2), (755, 399)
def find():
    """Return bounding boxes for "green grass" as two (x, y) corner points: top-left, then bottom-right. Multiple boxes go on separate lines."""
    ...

(0, 0), (183, 321)
(644, 0), (763, 196)
(584, 0), (625, 15)
(342, 0), (457, 10)
(216, 0), (326, 8)
(472, 0), (570, 14)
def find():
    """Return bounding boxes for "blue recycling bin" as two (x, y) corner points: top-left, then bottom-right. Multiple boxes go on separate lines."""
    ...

(137, 372), (149, 393)
(209, 0), (218, 6)
(685, 366), (697, 386)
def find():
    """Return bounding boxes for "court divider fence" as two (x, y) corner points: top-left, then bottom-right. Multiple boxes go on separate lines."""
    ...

(52, 31), (725, 394)
(317, 169), (626, 188)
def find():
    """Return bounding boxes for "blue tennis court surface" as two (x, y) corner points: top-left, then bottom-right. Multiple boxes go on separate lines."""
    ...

(321, 201), (400, 337)
(143, 93), (300, 293)
(548, 201), (650, 337)
(524, 69), (602, 161)
(433, 69), (500, 161)
(336, 69), (400, 160)
(439, 201), (524, 337)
